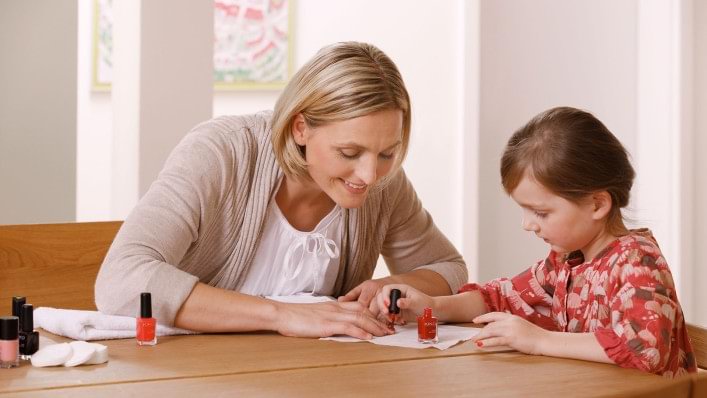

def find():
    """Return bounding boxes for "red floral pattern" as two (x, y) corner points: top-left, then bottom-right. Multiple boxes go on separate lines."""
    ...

(460, 229), (696, 377)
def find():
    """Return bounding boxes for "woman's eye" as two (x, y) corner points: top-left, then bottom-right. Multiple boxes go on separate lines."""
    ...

(339, 151), (359, 159)
(534, 211), (547, 219)
(379, 152), (395, 160)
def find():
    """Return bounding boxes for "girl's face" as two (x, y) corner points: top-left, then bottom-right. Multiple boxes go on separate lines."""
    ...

(510, 172), (611, 257)
(292, 108), (403, 209)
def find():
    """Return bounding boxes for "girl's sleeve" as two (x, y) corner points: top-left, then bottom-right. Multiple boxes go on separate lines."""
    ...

(593, 244), (693, 374)
(459, 256), (558, 330)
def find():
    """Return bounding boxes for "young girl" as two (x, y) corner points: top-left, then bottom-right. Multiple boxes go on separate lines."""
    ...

(377, 106), (696, 377)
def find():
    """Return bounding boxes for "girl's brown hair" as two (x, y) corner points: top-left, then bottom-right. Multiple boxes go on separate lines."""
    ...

(500, 107), (635, 235)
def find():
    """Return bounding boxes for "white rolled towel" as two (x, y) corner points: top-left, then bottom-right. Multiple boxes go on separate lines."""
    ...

(34, 307), (197, 341)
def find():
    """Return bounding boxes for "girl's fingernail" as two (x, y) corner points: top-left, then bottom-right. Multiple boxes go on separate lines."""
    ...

(476, 341), (483, 347)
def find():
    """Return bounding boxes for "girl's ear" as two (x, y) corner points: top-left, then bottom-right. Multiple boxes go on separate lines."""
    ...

(591, 191), (612, 221)
(292, 114), (308, 146)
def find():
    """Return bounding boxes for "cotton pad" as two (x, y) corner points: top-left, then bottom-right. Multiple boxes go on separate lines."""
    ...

(64, 341), (97, 367)
(30, 343), (72, 367)
(84, 343), (109, 365)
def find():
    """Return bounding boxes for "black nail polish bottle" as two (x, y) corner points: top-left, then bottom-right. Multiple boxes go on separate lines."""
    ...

(19, 304), (39, 359)
(387, 289), (402, 330)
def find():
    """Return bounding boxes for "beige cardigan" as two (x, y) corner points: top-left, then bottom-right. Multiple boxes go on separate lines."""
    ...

(94, 112), (468, 325)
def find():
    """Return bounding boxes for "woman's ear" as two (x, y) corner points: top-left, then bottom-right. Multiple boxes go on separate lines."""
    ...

(292, 114), (308, 146)
(591, 191), (612, 221)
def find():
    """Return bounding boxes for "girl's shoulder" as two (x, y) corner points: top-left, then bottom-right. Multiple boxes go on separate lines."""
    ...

(604, 228), (672, 278)
(613, 228), (663, 258)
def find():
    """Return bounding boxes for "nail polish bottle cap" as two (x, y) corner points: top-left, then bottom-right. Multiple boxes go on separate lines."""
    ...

(423, 307), (433, 318)
(140, 292), (152, 318)
(20, 304), (34, 333)
(12, 296), (26, 318)
(388, 289), (402, 315)
(0, 316), (19, 340)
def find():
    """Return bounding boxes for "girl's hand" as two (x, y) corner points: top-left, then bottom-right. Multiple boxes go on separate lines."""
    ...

(471, 312), (550, 355)
(273, 300), (392, 340)
(375, 284), (435, 323)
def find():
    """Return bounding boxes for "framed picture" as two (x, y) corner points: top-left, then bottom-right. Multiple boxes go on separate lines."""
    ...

(214, 0), (294, 90)
(91, 0), (113, 91)
(91, 0), (294, 91)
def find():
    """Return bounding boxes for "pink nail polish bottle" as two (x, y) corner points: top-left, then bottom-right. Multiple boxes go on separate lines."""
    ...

(0, 317), (20, 368)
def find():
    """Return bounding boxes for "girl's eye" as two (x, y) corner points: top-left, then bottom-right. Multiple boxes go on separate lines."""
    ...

(379, 152), (395, 160)
(534, 211), (547, 219)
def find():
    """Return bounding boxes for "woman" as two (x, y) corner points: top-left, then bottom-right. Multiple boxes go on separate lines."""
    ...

(95, 42), (467, 339)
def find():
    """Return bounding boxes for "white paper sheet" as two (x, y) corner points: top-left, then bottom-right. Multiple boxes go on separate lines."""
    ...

(322, 324), (480, 350)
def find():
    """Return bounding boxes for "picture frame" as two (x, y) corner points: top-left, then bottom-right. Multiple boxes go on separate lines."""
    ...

(91, 0), (294, 91)
(91, 0), (113, 91)
(214, 0), (294, 90)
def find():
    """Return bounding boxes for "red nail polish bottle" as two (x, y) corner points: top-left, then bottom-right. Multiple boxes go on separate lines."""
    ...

(387, 289), (402, 330)
(136, 292), (157, 346)
(417, 307), (438, 344)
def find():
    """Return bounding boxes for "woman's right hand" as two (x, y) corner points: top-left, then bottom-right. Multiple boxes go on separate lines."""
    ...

(272, 300), (392, 340)
(375, 284), (435, 323)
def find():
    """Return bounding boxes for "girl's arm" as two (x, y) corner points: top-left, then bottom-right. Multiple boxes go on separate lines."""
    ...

(538, 331), (613, 364)
(375, 284), (488, 323)
(459, 256), (558, 331)
(471, 312), (612, 364)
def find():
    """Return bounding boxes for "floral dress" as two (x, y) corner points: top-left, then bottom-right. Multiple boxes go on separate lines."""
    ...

(460, 229), (696, 377)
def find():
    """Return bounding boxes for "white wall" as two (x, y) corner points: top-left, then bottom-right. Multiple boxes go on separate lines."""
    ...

(0, 0), (78, 224)
(76, 0), (113, 222)
(81, 0), (469, 253)
(215, 0), (467, 253)
(477, 0), (638, 281)
(693, 0), (707, 326)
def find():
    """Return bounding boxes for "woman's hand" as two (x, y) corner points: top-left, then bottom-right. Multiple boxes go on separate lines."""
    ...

(338, 279), (388, 315)
(471, 312), (550, 355)
(374, 284), (435, 323)
(273, 300), (392, 340)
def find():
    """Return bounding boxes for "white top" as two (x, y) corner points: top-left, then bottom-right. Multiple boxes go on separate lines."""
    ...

(239, 198), (343, 297)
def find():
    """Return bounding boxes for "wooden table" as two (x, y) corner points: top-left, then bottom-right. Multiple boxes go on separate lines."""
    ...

(0, 329), (689, 397)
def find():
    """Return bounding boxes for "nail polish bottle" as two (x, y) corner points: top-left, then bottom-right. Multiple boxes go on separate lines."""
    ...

(136, 292), (157, 346)
(12, 297), (26, 321)
(417, 307), (438, 344)
(0, 316), (20, 368)
(19, 304), (39, 360)
(387, 289), (402, 330)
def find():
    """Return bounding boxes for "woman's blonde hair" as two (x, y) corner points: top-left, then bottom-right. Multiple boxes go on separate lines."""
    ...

(271, 41), (412, 178)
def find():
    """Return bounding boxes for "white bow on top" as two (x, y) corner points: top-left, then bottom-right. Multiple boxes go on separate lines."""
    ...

(282, 232), (340, 293)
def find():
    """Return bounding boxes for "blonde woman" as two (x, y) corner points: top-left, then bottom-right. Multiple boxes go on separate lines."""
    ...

(95, 42), (467, 339)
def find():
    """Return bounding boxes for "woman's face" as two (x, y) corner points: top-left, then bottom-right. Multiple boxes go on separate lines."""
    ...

(293, 108), (403, 209)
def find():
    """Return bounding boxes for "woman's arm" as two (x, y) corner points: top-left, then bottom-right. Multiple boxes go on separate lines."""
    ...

(175, 283), (391, 339)
(340, 170), (467, 311)
(339, 269), (452, 310)
(386, 269), (452, 296)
